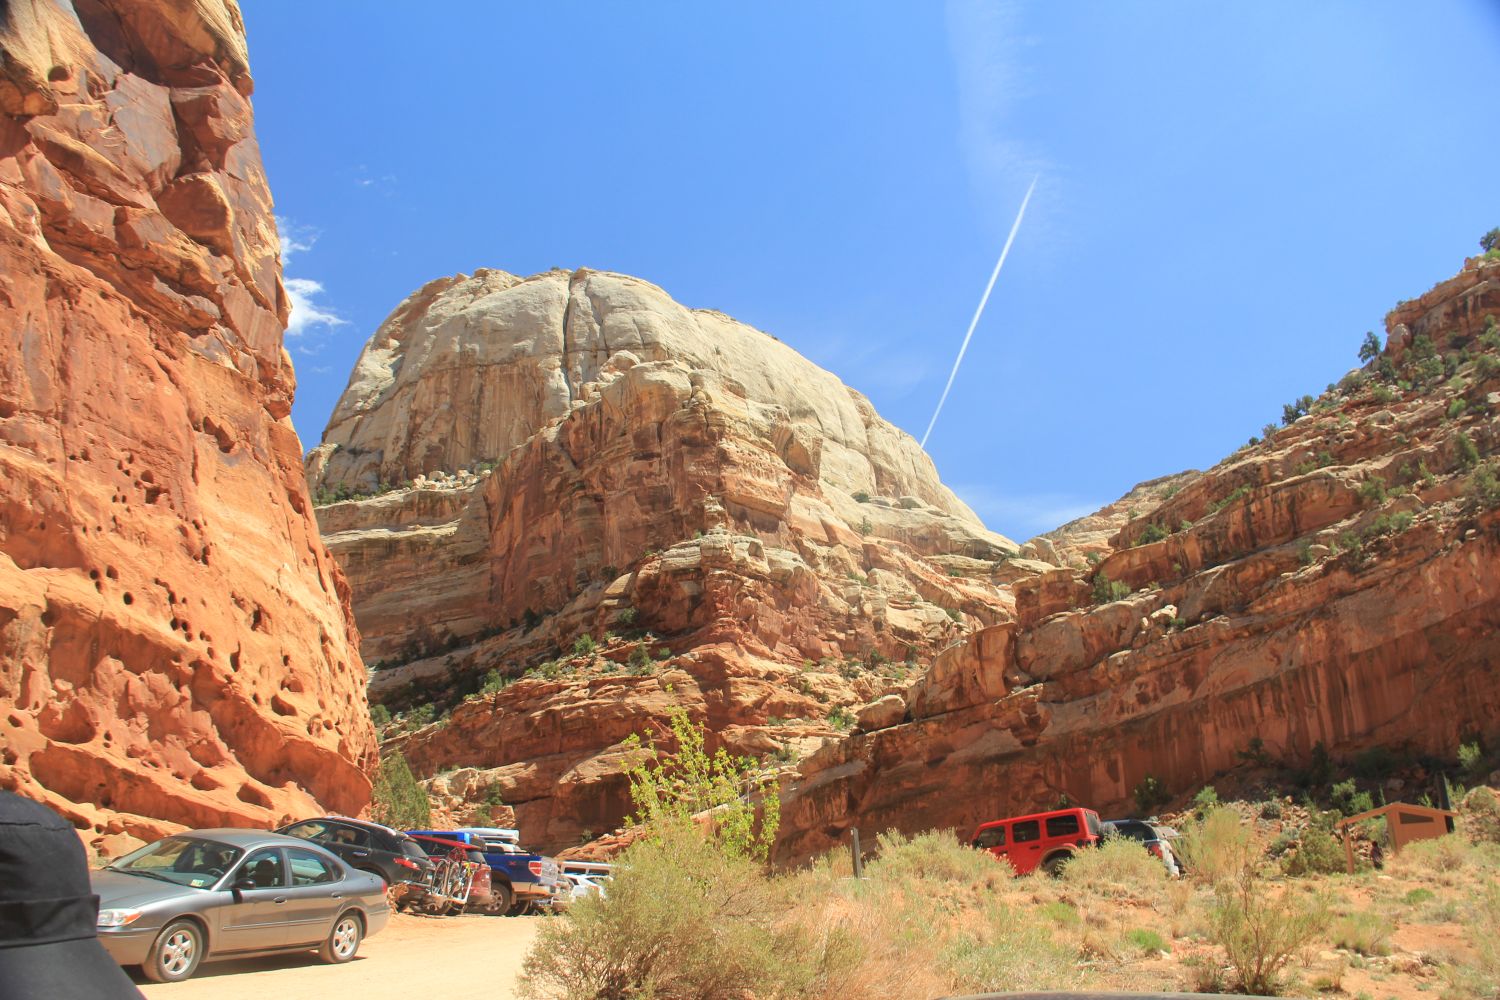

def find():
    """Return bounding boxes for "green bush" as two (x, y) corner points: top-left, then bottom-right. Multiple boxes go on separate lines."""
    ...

(1353, 745), (1398, 781)
(616, 606), (638, 626)
(1456, 430), (1481, 469)
(1133, 774), (1169, 815)
(369, 703), (391, 727)
(1448, 397), (1470, 420)
(1359, 331), (1382, 363)
(480, 668), (507, 696)
(1194, 785), (1221, 811)
(1136, 523), (1169, 546)
(1093, 573), (1132, 604)
(1281, 824), (1347, 876)
(1330, 778), (1374, 817)
(622, 707), (779, 863)
(827, 706), (855, 732)
(370, 752), (431, 830)
(852, 490), (870, 503)
(573, 633), (596, 656)
(867, 828), (1011, 888)
(1357, 478), (1387, 504)
(1472, 462), (1500, 509)
(1124, 928), (1168, 955)
(1371, 384), (1399, 405)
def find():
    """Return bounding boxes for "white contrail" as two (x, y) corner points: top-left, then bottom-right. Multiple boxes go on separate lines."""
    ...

(919, 176), (1038, 449)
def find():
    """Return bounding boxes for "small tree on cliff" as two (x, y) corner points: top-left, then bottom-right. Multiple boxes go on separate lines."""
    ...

(1481, 227), (1500, 254)
(370, 751), (431, 830)
(622, 705), (780, 863)
(1358, 331), (1382, 363)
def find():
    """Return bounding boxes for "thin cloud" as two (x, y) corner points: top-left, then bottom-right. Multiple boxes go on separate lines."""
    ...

(944, 0), (1052, 231)
(275, 216), (317, 263)
(951, 483), (1101, 540)
(284, 277), (346, 337)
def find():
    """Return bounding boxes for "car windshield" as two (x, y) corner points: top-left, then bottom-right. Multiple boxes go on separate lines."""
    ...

(107, 836), (243, 889)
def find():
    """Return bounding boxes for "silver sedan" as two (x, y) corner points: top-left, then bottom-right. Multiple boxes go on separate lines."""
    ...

(92, 829), (390, 983)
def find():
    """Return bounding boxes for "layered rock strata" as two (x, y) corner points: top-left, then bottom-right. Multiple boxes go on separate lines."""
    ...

(0, 0), (374, 850)
(310, 269), (1020, 847)
(775, 257), (1500, 864)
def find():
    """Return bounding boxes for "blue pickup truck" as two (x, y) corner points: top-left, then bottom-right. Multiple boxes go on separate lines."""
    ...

(406, 826), (563, 914)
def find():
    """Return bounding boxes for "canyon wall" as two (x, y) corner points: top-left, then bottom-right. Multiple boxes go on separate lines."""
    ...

(775, 257), (1500, 863)
(311, 269), (1027, 848)
(0, 0), (374, 850)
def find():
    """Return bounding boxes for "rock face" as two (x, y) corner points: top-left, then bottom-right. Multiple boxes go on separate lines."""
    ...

(0, 0), (374, 850)
(307, 268), (981, 518)
(1024, 471), (1200, 569)
(775, 257), (1500, 865)
(310, 268), (1019, 848)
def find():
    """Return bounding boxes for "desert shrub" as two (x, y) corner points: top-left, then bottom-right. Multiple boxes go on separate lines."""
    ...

(1457, 430), (1481, 469)
(1137, 522), (1169, 545)
(615, 606), (638, 626)
(406, 702), (437, 728)
(1403, 888), (1435, 906)
(939, 912), (1082, 994)
(1208, 867), (1326, 995)
(519, 825), (852, 1000)
(1330, 910), (1394, 955)
(1472, 462), (1500, 509)
(1353, 745), (1399, 781)
(480, 668), (507, 695)
(572, 633), (596, 656)
(1178, 806), (1258, 886)
(1453, 881), (1500, 999)
(1133, 774), (1170, 815)
(1371, 384), (1399, 405)
(370, 751), (431, 830)
(1281, 824), (1347, 877)
(1125, 928), (1169, 955)
(1391, 834), (1500, 883)
(827, 706), (855, 732)
(1330, 779), (1375, 817)
(1040, 900), (1080, 926)
(1062, 836), (1165, 900)
(867, 828), (1011, 888)
(1093, 573), (1132, 604)
(369, 703), (391, 727)
(1462, 786), (1500, 845)
(1194, 785), (1221, 812)
(1449, 397), (1470, 420)
(1359, 331), (1383, 363)
(852, 490), (870, 503)
(858, 517), (873, 536)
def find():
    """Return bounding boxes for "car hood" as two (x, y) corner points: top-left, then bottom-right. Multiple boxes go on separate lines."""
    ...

(92, 869), (202, 909)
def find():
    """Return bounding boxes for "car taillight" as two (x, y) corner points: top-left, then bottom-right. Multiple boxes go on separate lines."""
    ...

(528, 861), (542, 877)
(1148, 843), (1164, 859)
(396, 856), (421, 871)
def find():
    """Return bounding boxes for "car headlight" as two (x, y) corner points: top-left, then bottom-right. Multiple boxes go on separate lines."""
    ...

(97, 908), (143, 928)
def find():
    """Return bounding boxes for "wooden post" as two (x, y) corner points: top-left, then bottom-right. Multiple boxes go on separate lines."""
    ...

(1342, 825), (1355, 875)
(851, 827), (864, 879)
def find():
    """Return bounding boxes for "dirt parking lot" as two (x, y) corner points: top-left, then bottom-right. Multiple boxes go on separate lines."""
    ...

(132, 912), (543, 1000)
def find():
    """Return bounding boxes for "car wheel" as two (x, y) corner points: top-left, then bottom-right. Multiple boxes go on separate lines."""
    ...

(486, 880), (513, 916)
(1041, 853), (1069, 878)
(319, 912), (362, 964)
(141, 919), (204, 983)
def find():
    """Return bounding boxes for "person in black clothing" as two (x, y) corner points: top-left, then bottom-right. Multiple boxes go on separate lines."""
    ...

(0, 790), (144, 998)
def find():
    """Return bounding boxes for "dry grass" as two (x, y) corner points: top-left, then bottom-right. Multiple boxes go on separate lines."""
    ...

(524, 794), (1500, 1000)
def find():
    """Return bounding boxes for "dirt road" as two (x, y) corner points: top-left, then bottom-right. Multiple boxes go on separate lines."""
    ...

(133, 912), (543, 1000)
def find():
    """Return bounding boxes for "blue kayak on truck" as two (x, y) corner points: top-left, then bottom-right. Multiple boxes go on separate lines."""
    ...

(405, 826), (562, 914)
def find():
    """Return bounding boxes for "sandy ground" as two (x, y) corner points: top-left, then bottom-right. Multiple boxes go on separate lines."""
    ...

(132, 912), (543, 1000)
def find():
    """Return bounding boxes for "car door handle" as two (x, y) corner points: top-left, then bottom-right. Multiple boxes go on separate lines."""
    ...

(350, 850), (369, 858)
(273, 896), (287, 904)
(330, 892), (343, 899)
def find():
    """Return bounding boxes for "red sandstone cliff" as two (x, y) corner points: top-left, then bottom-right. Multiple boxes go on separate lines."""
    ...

(0, 0), (375, 851)
(774, 257), (1500, 864)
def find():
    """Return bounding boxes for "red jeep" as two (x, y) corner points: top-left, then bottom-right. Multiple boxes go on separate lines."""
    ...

(970, 807), (1103, 876)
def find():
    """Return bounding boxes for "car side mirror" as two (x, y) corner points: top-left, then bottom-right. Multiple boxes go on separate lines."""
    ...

(233, 877), (257, 891)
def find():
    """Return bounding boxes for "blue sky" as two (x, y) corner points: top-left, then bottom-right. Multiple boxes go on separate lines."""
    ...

(244, 2), (1500, 540)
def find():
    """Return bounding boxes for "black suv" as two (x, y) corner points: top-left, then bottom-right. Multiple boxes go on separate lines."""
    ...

(1101, 818), (1183, 876)
(277, 816), (436, 889)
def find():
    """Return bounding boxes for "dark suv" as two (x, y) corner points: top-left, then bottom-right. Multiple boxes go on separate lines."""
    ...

(277, 817), (435, 891)
(1101, 818), (1183, 876)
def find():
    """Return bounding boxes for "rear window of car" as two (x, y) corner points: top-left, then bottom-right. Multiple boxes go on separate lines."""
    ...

(400, 838), (429, 860)
(287, 848), (340, 885)
(973, 827), (1006, 849)
(1086, 812), (1102, 837)
(1012, 820), (1040, 843)
(1045, 813), (1080, 837)
(282, 821), (331, 841)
